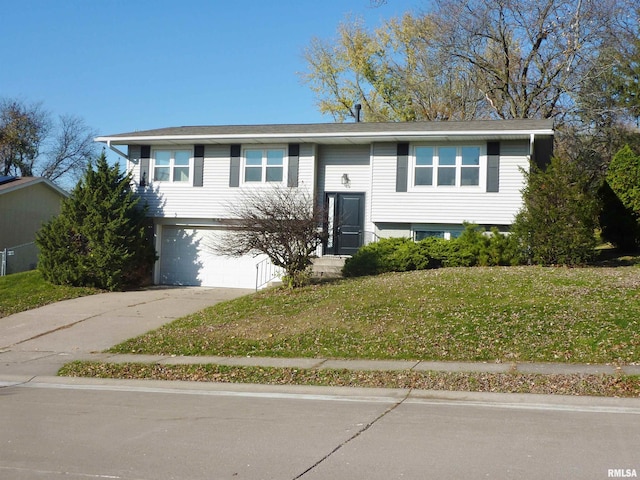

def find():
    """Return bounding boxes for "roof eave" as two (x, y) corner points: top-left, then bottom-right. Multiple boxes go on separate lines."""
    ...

(0, 177), (69, 197)
(96, 128), (554, 146)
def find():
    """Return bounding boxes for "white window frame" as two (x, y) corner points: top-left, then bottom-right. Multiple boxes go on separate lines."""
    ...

(410, 144), (485, 191)
(241, 146), (287, 185)
(152, 148), (193, 183)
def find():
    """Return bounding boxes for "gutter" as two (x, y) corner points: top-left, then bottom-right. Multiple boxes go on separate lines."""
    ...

(97, 128), (555, 144)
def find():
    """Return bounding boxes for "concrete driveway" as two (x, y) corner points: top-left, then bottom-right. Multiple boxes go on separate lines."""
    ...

(0, 286), (253, 376)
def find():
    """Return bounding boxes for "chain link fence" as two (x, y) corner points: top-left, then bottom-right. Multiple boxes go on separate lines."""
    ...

(0, 242), (38, 276)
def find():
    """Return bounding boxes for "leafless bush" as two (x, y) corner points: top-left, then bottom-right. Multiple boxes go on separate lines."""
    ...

(213, 186), (326, 288)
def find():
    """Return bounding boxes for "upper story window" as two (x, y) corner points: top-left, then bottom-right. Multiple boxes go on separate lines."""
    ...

(460, 146), (480, 186)
(415, 146), (434, 186)
(413, 145), (481, 188)
(153, 149), (191, 182)
(243, 148), (285, 183)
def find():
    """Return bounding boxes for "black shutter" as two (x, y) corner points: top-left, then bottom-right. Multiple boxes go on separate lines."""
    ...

(533, 136), (554, 169)
(486, 141), (500, 193)
(140, 145), (151, 187)
(229, 144), (241, 187)
(287, 143), (300, 187)
(396, 143), (409, 192)
(193, 144), (204, 187)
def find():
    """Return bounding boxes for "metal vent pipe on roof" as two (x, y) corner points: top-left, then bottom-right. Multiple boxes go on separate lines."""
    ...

(354, 103), (362, 122)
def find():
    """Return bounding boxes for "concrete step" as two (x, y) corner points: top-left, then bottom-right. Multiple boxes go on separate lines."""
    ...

(311, 256), (347, 278)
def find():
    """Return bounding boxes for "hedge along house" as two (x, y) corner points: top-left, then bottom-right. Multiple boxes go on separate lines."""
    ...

(96, 119), (554, 289)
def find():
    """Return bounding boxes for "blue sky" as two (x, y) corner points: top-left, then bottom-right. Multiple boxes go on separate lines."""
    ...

(1, 0), (421, 144)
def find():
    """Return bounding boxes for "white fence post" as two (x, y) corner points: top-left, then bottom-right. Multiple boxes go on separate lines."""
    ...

(0, 243), (37, 276)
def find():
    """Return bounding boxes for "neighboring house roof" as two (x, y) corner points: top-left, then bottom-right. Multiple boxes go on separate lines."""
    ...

(0, 176), (69, 198)
(96, 119), (554, 147)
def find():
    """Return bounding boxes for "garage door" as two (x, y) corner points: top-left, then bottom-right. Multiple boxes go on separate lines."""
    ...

(159, 226), (265, 289)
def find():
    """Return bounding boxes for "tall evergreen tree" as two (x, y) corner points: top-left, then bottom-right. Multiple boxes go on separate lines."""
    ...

(598, 180), (640, 251)
(37, 152), (156, 290)
(607, 145), (640, 216)
(599, 145), (640, 251)
(512, 156), (599, 265)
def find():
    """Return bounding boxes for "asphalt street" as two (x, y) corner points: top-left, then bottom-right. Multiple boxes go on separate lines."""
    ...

(1, 377), (640, 480)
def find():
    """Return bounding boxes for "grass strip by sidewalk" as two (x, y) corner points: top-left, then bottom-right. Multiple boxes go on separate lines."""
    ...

(58, 361), (640, 398)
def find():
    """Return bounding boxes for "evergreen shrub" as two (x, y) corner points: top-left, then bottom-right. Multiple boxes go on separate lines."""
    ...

(342, 225), (519, 277)
(37, 152), (157, 291)
(511, 156), (599, 265)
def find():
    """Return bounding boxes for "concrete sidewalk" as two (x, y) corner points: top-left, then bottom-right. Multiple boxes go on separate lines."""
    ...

(2, 287), (639, 378)
(41, 352), (640, 376)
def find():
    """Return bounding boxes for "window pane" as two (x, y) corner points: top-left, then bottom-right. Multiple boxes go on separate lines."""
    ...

(175, 151), (191, 165)
(266, 166), (283, 182)
(415, 167), (433, 185)
(245, 166), (262, 182)
(154, 166), (170, 181)
(155, 151), (171, 166)
(267, 150), (284, 165)
(415, 231), (445, 241)
(462, 147), (480, 165)
(415, 146), (433, 166)
(439, 147), (456, 166)
(246, 150), (262, 166)
(437, 167), (456, 185)
(461, 167), (479, 186)
(173, 166), (189, 182)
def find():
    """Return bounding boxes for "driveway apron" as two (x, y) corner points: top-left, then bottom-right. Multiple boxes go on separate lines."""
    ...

(0, 287), (252, 376)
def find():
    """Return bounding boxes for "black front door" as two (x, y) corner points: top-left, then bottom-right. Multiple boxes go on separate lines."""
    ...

(325, 192), (365, 256)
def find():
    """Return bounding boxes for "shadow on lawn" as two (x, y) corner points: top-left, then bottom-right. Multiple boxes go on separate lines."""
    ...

(591, 248), (640, 267)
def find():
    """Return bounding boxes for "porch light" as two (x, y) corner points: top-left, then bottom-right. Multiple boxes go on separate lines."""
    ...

(341, 173), (350, 187)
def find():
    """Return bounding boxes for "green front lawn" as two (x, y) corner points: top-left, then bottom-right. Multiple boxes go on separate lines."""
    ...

(0, 270), (101, 318)
(110, 265), (640, 365)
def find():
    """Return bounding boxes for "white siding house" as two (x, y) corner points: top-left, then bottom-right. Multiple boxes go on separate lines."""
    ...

(96, 120), (554, 289)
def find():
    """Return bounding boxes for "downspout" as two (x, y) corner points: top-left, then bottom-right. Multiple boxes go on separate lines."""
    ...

(107, 140), (137, 181)
(529, 133), (535, 165)
(106, 140), (129, 161)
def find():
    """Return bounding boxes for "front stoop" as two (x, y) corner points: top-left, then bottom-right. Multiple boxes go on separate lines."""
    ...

(312, 256), (347, 279)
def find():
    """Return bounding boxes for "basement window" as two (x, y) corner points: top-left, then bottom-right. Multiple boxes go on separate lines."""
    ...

(414, 230), (446, 241)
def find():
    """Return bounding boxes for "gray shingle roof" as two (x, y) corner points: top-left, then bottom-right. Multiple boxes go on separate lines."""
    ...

(96, 119), (554, 146)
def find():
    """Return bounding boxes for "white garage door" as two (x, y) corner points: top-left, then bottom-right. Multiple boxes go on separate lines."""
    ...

(159, 226), (264, 289)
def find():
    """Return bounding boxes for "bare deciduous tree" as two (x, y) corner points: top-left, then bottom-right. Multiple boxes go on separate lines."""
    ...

(433, 0), (636, 121)
(0, 97), (97, 188)
(39, 114), (97, 185)
(0, 98), (50, 177)
(213, 187), (326, 288)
